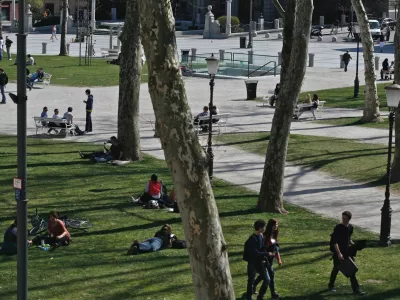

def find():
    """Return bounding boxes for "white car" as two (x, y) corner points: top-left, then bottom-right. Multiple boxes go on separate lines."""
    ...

(368, 20), (381, 40)
(382, 18), (395, 25)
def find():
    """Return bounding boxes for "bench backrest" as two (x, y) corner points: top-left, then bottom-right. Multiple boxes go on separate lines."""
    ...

(197, 113), (231, 121)
(34, 117), (67, 124)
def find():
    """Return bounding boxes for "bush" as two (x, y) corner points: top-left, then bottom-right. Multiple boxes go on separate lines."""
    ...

(217, 16), (241, 32)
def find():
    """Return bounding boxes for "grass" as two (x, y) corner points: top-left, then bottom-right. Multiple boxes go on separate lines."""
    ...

(217, 133), (400, 192)
(0, 55), (148, 86)
(299, 82), (390, 110)
(0, 135), (399, 299)
(315, 117), (389, 129)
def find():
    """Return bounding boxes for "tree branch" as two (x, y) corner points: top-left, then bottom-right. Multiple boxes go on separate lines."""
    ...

(272, 0), (285, 18)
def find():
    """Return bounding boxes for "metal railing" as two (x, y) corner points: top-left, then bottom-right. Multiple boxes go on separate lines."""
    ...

(247, 61), (277, 78)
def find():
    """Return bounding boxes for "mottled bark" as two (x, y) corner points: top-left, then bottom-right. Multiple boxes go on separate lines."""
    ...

(138, 1), (235, 299)
(258, 0), (313, 213)
(117, 0), (142, 161)
(351, 0), (383, 123)
(272, 0), (285, 18)
(59, 0), (68, 56)
(390, 10), (400, 182)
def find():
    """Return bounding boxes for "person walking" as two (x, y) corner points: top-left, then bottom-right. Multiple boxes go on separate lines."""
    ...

(386, 26), (391, 42)
(5, 36), (13, 60)
(342, 50), (352, 72)
(347, 23), (353, 38)
(379, 32), (385, 53)
(50, 25), (58, 41)
(83, 89), (93, 133)
(0, 36), (4, 61)
(328, 211), (365, 295)
(0, 68), (9, 104)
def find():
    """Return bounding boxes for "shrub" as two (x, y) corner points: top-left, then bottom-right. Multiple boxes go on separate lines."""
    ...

(217, 16), (241, 32)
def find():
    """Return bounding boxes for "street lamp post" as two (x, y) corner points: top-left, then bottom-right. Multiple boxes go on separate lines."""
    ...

(379, 83), (400, 246)
(353, 24), (360, 98)
(205, 54), (220, 183)
(247, 0), (253, 49)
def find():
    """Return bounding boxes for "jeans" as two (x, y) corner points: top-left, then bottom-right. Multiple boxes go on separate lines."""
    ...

(254, 263), (276, 296)
(247, 262), (270, 300)
(138, 237), (163, 253)
(6, 47), (11, 60)
(329, 255), (360, 292)
(0, 85), (5, 103)
(344, 61), (349, 72)
(85, 111), (92, 132)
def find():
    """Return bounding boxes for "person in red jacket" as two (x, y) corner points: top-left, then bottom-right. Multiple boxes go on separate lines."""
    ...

(131, 174), (162, 204)
(253, 218), (282, 299)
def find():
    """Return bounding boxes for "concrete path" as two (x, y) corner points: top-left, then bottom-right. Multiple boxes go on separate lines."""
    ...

(0, 75), (398, 239)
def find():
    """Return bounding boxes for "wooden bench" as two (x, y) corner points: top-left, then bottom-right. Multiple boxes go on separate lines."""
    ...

(261, 90), (276, 107)
(33, 117), (76, 136)
(32, 73), (52, 88)
(195, 113), (231, 134)
(293, 101), (326, 120)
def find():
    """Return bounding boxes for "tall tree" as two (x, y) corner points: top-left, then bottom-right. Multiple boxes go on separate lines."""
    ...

(117, 0), (142, 161)
(138, 1), (235, 299)
(59, 0), (68, 56)
(390, 5), (400, 182)
(257, 0), (314, 213)
(351, 0), (383, 123)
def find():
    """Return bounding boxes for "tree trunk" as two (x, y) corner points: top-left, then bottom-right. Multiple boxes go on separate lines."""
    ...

(59, 0), (68, 56)
(390, 8), (400, 182)
(138, 1), (235, 299)
(117, 0), (142, 161)
(257, 0), (313, 213)
(351, 0), (383, 123)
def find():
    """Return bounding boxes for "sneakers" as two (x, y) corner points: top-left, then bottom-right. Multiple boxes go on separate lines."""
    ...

(271, 293), (281, 299)
(354, 290), (365, 296)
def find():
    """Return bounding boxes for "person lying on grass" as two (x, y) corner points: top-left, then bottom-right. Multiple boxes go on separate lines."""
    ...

(127, 224), (175, 255)
(46, 210), (71, 250)
(79, 136), (123, 162)
(1, 219), (32, 255)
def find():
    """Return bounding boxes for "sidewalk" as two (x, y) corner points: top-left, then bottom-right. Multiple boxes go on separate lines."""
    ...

(0, 76), (398, 238)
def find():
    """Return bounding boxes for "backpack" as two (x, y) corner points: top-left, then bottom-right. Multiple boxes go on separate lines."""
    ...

(243, 234), (258, 262)
(171, 239), (187, 249)
(329, 232), (336, 252)
(143, 200), (159, 209)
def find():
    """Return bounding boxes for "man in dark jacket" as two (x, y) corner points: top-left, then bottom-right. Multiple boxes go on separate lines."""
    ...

(328, 211), (365, 295)
(83, 89), (93, 132)
(0, 68), (9, 104)
(342, 50), (352, 72)
(243, 219), (272, 300)
(5, 36), (13, 60)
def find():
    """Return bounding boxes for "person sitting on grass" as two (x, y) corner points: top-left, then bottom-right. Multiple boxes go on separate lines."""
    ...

(131, 174), (162, 204)
(1, 219), (32, 255)
(79, 136), (123, 162)
(127, 224), (174, 255)
(46, 210), (71, 249)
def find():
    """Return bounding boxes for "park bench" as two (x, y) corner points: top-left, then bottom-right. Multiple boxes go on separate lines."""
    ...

(34, 73), (52, 88)
(100, 48), (110, 58)
(293, 101), (326, 120)
(33, 117), (76, 136)
(261, 90), (276, 107)
(195, 113), (231, 134)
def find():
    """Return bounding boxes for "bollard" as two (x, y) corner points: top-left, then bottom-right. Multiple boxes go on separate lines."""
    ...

(340, 55), (344, 68)
(219, 49), (225, 62)
(332, 37), (337, 42)
(308, 53), (315, 67)
(248, 50), (254, 65)
(320, 16), (324, 26)
(317, 36), (323, 41)
(265, 33), (270, 38)
(278, 52), (282, 66)
(278, 33), (283, 39)
(375, 56), (380, 70)
(42, 42), (47, 54)
(191, 48), (197, 61)
(66, 43), (70, 55)
(274, 19), (279, 29)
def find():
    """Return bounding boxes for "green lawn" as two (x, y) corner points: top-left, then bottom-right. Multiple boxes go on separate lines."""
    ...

(315, 117), (389, 129)
(0, 55), (148, 86)
(299, 83), (390, 110)
(0, 136), (399, 299)
(217, 133), (400, 192)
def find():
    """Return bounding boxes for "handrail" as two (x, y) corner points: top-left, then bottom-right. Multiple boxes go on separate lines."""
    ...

(247, 61), (277, 78)
(259, 63), (281, 77)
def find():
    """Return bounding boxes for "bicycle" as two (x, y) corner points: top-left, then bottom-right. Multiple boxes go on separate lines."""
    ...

(29, 208), (92, 236)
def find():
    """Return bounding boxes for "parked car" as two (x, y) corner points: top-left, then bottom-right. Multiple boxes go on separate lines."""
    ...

(368, 20), (381, 40)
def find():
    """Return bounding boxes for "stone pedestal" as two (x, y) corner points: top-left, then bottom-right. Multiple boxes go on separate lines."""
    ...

(265, 33), (270, 38)
(67, 43), (71, 55)
(320, 16), (324, 26)
(248, 50), (253, 65)
(375, 56), (380, 70)
(42, 43), (47, 54)
(25, 4), (33, 32)
(219, 49), (225, 61)
(308, 53), (315, 67)
(340, 55), (344, 68)
(274, 19), (279, 29)
(258, 14), (264, 30)
(277, 33), (283, 39)
(191, 48), (197, 61)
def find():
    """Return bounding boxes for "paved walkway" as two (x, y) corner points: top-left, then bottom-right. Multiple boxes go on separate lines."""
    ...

(0, 74), (398, 239)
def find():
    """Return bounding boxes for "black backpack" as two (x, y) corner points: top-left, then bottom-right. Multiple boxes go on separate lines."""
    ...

(243, 234), (258, 262)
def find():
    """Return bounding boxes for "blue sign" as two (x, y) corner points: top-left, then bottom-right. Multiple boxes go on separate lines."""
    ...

(15, 189), (21, 201)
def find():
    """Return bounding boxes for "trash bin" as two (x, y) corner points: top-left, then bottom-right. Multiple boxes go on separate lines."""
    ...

(42, 42), (47, 54)
(240, 36), (247, 49)
(245, 80), (258, 100)
(181, 49), (190, 63)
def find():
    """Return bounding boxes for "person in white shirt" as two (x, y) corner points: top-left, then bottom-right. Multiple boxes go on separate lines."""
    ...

(63, 107), (73, 124)
(0, 36), (4, 61)
(26, 54), (34, 66)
